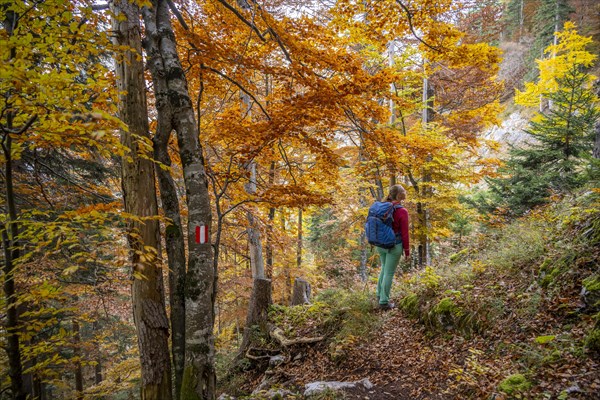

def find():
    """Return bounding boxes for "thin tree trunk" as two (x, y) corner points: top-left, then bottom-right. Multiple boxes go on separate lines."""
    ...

(93, 321), (103, 387)
(358, 201), (368, 282)
(1, 8), (27, 399)
(358, 139), (370, 281)
(238, 74), (270, 356)
(73, 320), (84, 400)
(282, 213), (292, 304)
(266, 206), (275, 279)
(419, 75), (434, 267)
(245, 161), (265, 280)
(518, 0), (524, 42)
(92, 321), (104, 400)
(296, 208), (302, 272)
(1, 122), (27, 400)
(112, 2), (173, 399)
(141, 1), (215, 397)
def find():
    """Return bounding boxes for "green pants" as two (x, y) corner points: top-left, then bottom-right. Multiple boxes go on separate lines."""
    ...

(376, 244), (403, 304)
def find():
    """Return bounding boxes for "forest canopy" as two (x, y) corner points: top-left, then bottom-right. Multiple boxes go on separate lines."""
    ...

(1, 0), (599, 399)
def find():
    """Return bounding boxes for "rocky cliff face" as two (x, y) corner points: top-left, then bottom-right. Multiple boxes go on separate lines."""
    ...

(483, 111), (532, 158)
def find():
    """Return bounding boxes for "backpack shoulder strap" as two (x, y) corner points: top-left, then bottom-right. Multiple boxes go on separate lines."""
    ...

(382, 201), (395, 218)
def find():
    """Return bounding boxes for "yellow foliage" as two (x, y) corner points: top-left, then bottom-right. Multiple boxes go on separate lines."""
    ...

(515, 22), (597, 106)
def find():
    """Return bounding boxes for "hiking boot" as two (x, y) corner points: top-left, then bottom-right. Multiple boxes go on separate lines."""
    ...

(379, 302), (396, 311)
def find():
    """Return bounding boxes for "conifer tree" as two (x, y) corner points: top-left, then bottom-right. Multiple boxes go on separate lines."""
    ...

(488, 23), (599, 215)
(527, 0), (572, 79)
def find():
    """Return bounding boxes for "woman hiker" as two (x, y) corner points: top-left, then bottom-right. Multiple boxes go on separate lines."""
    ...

(376, 184), (410, 310)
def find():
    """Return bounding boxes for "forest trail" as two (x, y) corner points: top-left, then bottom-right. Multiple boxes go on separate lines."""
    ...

(277, 304), (469, 399)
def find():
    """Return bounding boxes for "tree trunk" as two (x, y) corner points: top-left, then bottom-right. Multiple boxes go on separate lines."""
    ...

(141, 1), (216, 398)
(266, 161), (276, 279)
(245, 161), (265, 280)
(239, 201), (269, 356)
(518, 0), (524, 42)
(291, 278), (311, 306)
(112, 2), (173, 399)
(282, 213), (292, 304)
(1, 8), (27, 399)
(238, 77), (270, 356)
(419, 75), (434, 267)
(73, 320), (84, 400)
(238, 278), (272, 354)
(358, 140), (369, 282)
(152, 44), (187, 400)
(1, 123), (27, 400)
(296, 208), (303, 273)
(93, 321), (103, 387)
(266, 206), (275, 279)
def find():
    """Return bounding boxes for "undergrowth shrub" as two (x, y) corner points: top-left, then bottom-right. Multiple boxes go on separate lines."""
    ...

(269, 289), (380, 362)
(540, 191), (600, 289)
(396, 191), (600, 339)
(478, 217), (547, 272)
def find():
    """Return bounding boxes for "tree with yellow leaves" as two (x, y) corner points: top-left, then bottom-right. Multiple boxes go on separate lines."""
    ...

(1, 0), (129, 398)
(489, 22), (599, 215)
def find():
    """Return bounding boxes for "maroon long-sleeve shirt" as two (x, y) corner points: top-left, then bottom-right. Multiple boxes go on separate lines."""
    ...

(391, 202), (410, 258)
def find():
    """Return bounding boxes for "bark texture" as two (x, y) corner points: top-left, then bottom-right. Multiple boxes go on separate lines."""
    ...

(112, 2), (173, 399)
(238, 278), (272, 354)
(153, 49), (187, 400)
(141, 1), (216, 398)
(291, 278), (311, 306)
(245, 161), (265, 280)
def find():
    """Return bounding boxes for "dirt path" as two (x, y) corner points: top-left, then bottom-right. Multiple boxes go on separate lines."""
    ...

(268, 301), (599, 399)
(279, 308), (471, 399)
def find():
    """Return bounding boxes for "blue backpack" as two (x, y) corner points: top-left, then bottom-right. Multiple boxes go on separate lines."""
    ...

(365, 201), (402, 249)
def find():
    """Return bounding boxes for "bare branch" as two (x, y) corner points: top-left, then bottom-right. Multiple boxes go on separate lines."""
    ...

(201, 64), (271, 120)
(165, 0), (189, 31)
(25, 156), (113, 202)
(214, 0), (266, 41)
(0, 114), (37, 136)
(264, 28), (292, 63)
(395, 0), (440, 53)
(92, 3), (109, 11)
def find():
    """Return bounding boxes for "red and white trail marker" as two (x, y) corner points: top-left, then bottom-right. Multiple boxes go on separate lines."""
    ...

(195, 225), (209, 244)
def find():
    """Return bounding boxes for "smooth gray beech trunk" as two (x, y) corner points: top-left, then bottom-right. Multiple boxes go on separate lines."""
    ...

(418, 75), (434, 267)
(238, 83), (271, 357)
(151, 29), (187, 400)
(141, 1), (216, 398)
(245, 161), (266, 280)
(112, 1), (173, 399)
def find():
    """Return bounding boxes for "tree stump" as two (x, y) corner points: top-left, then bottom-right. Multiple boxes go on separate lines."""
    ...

(290, 278), (311, 306)
(238, 278), (272, 359)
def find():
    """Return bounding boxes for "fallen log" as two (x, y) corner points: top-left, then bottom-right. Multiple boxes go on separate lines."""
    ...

(269, 325), (324, 347)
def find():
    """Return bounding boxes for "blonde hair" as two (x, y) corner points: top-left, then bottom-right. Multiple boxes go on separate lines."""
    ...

(385, 184), (406, 202)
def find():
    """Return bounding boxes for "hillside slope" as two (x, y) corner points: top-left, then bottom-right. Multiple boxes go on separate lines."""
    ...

(221, 191), (600, 399)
